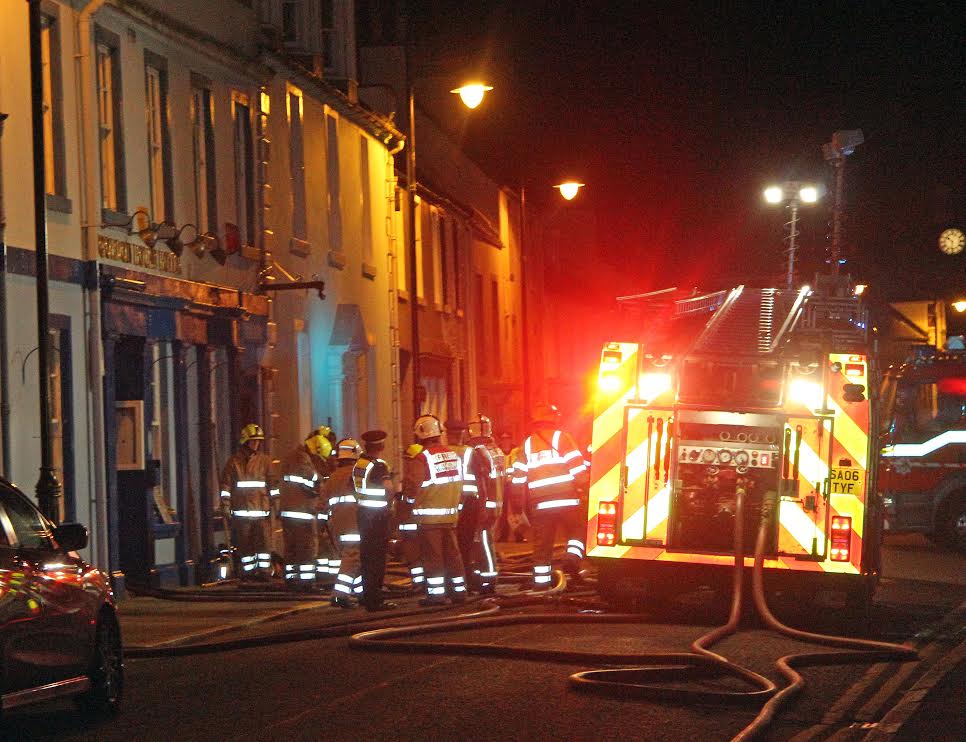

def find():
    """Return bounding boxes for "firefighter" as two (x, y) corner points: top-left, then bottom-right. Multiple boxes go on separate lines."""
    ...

(328, 439), (363, 607)
(277, 428), (332, 590)
(446, 420), (490, 591)
(403, 415), (466, 606)
(220, 423), (278, 581)
(352, 430), (397, 611)
(467, 414), (505, 594)
(511, 404), (588, 590)
(395, 443), (426, 588)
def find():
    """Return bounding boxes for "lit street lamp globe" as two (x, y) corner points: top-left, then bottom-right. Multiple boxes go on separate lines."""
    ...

(554, 182), (585, 201)
(450, 83), (493, 109)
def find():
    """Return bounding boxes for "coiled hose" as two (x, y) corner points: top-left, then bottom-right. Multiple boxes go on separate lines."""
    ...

(349, 486), (919, 741)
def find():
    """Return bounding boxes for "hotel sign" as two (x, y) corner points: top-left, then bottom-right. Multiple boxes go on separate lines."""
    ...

(98, 235), (182, 275)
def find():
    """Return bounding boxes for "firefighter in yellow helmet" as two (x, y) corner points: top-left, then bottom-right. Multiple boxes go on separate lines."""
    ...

(327, 438), (364, 607)
(510, 404), (588, 590)
(403, 415), (466, 605)
(393, 443), (426, 588)
(219, 424), (278, 580)
(277, 427), (333, 590)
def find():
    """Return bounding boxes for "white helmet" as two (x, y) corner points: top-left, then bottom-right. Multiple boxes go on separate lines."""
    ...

(336, 438), (362, 460)
(414, 414), (443, 440)
(467, 413), (492, 439)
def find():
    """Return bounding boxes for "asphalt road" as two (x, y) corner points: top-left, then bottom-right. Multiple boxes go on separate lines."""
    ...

(3, 537), (964, 742)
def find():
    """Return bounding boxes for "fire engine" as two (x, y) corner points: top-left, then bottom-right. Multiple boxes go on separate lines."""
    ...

(587, 277), (881, 612)
(879, 340), (966, 551)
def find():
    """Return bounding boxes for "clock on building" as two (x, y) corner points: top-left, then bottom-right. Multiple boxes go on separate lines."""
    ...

(938, 227), (965, 255)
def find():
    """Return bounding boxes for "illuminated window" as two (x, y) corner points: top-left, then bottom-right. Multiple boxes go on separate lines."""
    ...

(288, 87), (306, 241)
(233, 94), (254, 245)
(190, 80), (217, 232)
(40, 12), (66, 200)
(96, 32), (125, 214)
(144, 54), (171, 221)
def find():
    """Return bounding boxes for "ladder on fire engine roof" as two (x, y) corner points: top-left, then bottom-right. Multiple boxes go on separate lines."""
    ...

(689, 285), (810, 356)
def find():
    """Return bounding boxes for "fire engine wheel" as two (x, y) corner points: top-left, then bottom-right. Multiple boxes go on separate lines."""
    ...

(934, 494), (966, 553)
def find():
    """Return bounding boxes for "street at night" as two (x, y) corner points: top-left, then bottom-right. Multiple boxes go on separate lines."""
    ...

(1, 1), (964, 740)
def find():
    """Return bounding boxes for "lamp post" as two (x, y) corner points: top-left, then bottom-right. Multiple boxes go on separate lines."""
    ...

(764, 181), (819, 290)
(28, 0), (61, 520)
(822, 129), (864, 274)
(403, 56), (491, 421)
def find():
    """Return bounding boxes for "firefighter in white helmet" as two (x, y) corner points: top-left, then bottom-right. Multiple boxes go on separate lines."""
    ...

(327, 438), (364, 607)
(220, 423), (278, 581)
(511, 404), (588, 590)
(403, 415), (466, 605)
(277, 427), (333, 590)
(352, 430), (397, 611)
(467, 413), (505, 593)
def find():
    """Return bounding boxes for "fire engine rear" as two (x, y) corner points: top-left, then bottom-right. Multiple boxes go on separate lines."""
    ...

(588, 278), (881, 613)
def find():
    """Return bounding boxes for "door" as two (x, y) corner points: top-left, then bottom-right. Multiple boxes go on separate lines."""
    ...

(778, 415), (833, 558)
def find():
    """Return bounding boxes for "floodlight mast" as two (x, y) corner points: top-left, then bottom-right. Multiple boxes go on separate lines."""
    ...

(823, 129), (864, 275)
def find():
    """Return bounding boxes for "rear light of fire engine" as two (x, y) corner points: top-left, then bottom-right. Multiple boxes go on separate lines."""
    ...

(830, 516), (852, 562)
(597, 501), (618, 546)
(598, 373), (622, 393)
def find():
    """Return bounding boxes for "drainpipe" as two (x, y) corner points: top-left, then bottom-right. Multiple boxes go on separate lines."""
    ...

(75, 0), (108, 565)
(0, 112), (10, 478)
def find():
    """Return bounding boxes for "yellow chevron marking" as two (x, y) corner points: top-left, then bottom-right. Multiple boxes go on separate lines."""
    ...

(823, 398), (868, 469)
(592, 385), (637, 453)
(646, 484), (670, 537)
(779, 500), (825, 554)
(793, 436), (829, 493)
(622, 503), (645, 541)
(830, 493), (865, 538)
(819, 559), (859, 574)
(589, 461), (622, 505)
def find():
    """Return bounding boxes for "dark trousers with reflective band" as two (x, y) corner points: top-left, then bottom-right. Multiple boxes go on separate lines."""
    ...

(456, 495), (482, 581)
(281, 515), (318, 584)
(529, 506), (584, 585)
(358, 509), (390, 608)
(419, 526), (465, 600)
(232, 515), (272, 576)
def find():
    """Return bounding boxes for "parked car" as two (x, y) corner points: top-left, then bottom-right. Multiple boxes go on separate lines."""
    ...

(0, 477), (122, 716)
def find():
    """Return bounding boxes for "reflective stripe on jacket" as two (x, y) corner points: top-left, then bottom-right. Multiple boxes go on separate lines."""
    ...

(411, 445), (463, 526)
(278, 446), (326, 512)
(352, 456), (392, 510)
(511, 429), (587, 510)
(325, 465), (359, 542)
(220, 449), (276, 511)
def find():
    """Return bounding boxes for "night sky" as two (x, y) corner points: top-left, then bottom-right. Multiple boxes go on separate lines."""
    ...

(407, 1), (965, 300)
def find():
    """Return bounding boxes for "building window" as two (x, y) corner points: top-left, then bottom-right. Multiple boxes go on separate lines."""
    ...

(326, 113), (342, 253)
(439, 214), (450, 307)
(490, 277), (500, 378)
(144, 53), (172, 222)
(430, 208), (443, 307)
(474, 273), (486, 374)
(233, 93), (255, 246)
(40, 11), (66, 199)
(452, 221), (463, 310)
(288, 87), (306, 241)
(414, 200), (424, 300)
(281, 0), (300, 42)
(191, 79), (217, 232)
(321, 0), (335, 72)
(359, 135), (373, 266)
(48, 317), (75, 523)
(96, 34), (125, 214)
(149, 341), (178, 523)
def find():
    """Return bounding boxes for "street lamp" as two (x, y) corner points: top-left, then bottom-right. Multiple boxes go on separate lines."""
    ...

(763, 180), (820, 290)
(554, 181), (585, 201)
(405, 64), (491, 421)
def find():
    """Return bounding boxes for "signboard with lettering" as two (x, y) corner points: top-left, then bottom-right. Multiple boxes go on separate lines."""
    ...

(98, 235), (181, 275)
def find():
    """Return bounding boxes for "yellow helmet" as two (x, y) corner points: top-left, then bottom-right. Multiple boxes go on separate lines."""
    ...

(305, 427), (333, 458)
(239, 423), (265, 446)
(405, 443), (424, 458)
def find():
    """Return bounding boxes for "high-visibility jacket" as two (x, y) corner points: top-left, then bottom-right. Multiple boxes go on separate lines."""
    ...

(406, 444), (463, 527)
(469, 437), (506, 514)
(352, 455), (392, 511)
(219, 448), (277, 514)
(511, 428), (587, 512)
(278, 446), (326, 517)
(325, 464), (360, 545)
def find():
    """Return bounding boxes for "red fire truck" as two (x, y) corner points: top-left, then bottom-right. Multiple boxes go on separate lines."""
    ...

(587, 277), (881, 612)
(879, 341), (966, 551)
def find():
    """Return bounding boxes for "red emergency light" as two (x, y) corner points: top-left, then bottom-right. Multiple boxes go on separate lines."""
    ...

(597, 501), (618, 546)
(830, 516), (852, 562)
